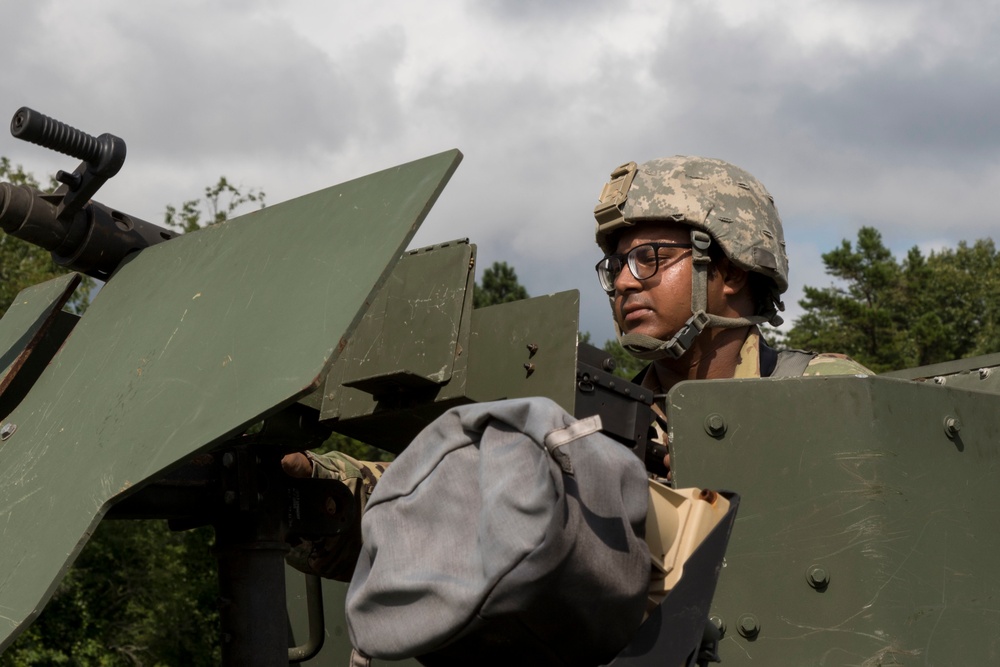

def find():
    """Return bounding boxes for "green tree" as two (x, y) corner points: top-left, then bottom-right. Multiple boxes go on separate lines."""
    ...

(601, 339), (647, 380)
(473, 261), (529, 308)
(316, 432), (395, 462)
(1, 522), (220, 667)
(164, 176), (266, 232)
(785, 227), (1000, 372)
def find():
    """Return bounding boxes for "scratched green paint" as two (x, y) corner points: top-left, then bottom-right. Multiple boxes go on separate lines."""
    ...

(326, 240), (474, 414)
(668, 375), (1000, 666)
(0, 150), (461, 650)
(462, 290), (579, 413)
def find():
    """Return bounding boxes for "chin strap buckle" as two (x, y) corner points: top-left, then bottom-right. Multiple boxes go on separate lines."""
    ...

(662, 310), (711, 359)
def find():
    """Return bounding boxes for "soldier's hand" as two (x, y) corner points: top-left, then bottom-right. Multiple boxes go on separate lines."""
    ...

(282, 452), (313, 478)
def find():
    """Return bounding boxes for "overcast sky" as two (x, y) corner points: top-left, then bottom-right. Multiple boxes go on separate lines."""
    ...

(2, 0), (997, 343)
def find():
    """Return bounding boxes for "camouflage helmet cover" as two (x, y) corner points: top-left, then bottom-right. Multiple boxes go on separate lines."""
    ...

(594, 156), (789, 296)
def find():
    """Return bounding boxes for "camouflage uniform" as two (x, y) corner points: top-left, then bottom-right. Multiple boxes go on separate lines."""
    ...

(640, 327), (872, 474)
(285, 451), (387, 582)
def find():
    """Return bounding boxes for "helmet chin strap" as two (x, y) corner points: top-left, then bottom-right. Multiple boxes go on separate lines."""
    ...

(617, 229), (772, 361)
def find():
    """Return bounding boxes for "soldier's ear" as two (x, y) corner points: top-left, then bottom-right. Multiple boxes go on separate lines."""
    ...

(716, 258), (749, 296)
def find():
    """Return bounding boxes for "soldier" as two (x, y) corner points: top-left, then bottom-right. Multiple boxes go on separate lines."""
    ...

(593, 156), (870, 474)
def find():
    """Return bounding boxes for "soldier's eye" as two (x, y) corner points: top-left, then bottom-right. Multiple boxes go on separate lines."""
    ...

(632, 247), (657, 267)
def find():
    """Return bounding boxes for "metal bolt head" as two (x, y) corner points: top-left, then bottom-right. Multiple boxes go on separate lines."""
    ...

(979, 367), (992, 380)
(526, 343), (539, 356)
(709, 615), (726, 636)
(324, 496), (338, 516)
(704, 413), (727, 437)
(736, 613), (760, 639)
(806, 565), (830, 590)
(523, 362), (535, 376)
(933, 376), (946, 385)
(0, 422), (16, 441)
(943, 416), (962, 438)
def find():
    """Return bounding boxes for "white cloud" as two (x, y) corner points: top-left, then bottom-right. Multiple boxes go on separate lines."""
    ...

(1, 0), (996, 351)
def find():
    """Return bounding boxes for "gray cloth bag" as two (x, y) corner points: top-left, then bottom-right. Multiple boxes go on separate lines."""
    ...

(345, 397), (651, 667)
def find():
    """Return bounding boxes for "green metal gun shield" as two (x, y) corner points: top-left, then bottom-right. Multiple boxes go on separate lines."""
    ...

(0, 149), (461, 650)
(0, 273), (80, 418)
(668, 374), (1000, 665)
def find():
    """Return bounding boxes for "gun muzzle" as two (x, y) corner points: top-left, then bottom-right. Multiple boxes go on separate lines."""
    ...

(0, 182), (177, 280)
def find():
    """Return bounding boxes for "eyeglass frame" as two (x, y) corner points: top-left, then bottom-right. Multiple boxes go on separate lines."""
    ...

(595, 242), (694, 294)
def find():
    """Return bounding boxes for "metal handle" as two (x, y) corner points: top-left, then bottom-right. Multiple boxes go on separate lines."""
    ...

(11, 106), (105, 164)
(288, 574), (326, 662)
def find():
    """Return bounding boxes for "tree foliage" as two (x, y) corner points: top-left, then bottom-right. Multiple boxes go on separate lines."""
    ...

(473, 261), (529, 308)
(1, 523), (219, 667)
(785, 227), (1000, 372)
(602, 338), (647, 380)
(164, 176), (265, 232)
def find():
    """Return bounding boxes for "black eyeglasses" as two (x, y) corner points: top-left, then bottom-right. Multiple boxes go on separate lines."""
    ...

(595, 242), (693, 293)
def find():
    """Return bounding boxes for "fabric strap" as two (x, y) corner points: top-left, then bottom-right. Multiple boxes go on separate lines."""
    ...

(349, 648), (371, 667)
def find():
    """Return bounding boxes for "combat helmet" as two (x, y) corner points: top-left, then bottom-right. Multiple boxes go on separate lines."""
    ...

(594, 156), (788, 360)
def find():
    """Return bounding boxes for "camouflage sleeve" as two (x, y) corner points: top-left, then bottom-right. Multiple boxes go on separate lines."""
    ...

(285, 451), (388, 582)
(801, 353), (874, 377)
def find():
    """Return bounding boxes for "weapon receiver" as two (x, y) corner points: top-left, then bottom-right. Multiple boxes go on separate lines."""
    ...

(0, 107), (176, 279)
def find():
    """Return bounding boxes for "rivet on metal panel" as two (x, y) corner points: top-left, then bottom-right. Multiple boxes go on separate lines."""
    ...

(933, 376), (946, 385)
(979, 368), (992, 380)
(709, 615), (726, 637)
(704, 413), (726, 437)
(806, 565), (830, 590)
(0, 422), (16, 440)
(943, 416), (962, 438)
(601, 357), (616, 372)
(736, 614), (759, 639)
(526, 343), (539, 357)
(523, 362), (535, 376)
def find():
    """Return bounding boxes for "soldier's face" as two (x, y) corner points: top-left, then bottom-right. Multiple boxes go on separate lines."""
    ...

(611, 223), (696, 341)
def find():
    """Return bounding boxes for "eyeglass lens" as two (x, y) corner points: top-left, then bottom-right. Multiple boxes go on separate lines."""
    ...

(595, 243), (691, 292)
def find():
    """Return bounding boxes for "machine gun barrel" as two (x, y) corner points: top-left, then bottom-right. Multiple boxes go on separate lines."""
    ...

(1, 107), (176, 279)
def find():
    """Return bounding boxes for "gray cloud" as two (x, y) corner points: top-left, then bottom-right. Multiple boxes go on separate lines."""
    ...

(475, 0), (609, 21)
(2, 0), (997, 346)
